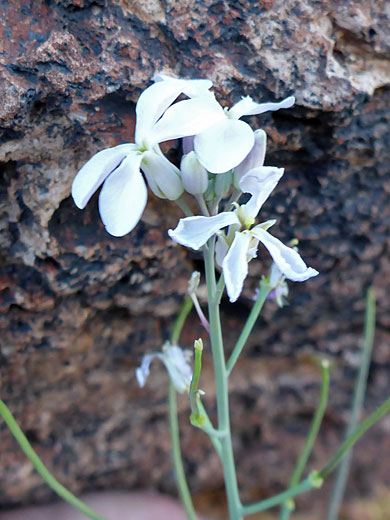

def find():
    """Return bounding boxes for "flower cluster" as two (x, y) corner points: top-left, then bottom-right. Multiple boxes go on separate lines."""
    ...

(72, 74), (318, 303)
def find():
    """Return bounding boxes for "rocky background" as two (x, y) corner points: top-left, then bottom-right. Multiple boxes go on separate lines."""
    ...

(0, 0), (389, 518)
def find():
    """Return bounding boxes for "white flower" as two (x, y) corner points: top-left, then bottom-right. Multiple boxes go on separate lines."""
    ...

(136, 343), (193, 394)
(268, 263), (289, 307)
(193, 94), (294, 174)
(72, 77), (221, 237)
(169, 167), (318, 302)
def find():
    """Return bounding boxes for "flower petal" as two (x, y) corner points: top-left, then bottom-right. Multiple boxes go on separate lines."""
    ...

(71, 143), (136, 209)
(135, 80), (187, 145)
(215, 234), (229, 267)
(229, 95), (295, 119)
(154, 73), (212, 97)
(169, 212), (239, 250)
(251, 227), (319, 282)
(136, 345), (192, 394)
(136, 353), (162, 388)
(240, 166), (284, 217)
(149, 94), (225, 144)
(141, 150), (183, 200)
(234, 129), (267, 185)
(98, 152), (146, 237)
(136, 78), (214, 145)
(223, 231), (252, 302)
(161, 345), (193, 394)
(194, 119), (255, 173)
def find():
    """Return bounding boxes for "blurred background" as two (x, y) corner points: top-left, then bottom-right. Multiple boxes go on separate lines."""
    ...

(0, 0), (389, 518)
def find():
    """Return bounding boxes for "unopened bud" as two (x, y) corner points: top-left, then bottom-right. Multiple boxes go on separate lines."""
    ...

(204, 178), (216, 203)
(234, 129), (267, 187)
(181, 152), (208, 195)
(142, 151), (183, 200)
(215, 171), (232, 198)
(194, 338), (203, 352)
(188, 271), (201, 294)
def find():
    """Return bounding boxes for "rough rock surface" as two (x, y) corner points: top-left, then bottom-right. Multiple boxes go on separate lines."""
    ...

(0, 0), (389, 518)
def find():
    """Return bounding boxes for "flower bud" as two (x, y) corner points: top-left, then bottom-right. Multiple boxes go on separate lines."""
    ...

(234, 129), (267, 187)
(188, 271), (201, 294)
(215, 170), (232, 198)
(141, 150), (184, 200)
(204, 178), (216, 203)
(180, 152), (208, 195)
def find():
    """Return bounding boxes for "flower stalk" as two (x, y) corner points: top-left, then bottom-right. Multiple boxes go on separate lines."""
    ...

(226, 278), (272, 376)
(203, 239), (243, 520)
(0, 400), (107, 520)
(326, 288), (376, 519)
(279, 359), (330, 520)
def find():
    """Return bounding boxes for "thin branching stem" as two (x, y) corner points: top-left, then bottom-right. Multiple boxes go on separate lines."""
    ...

(0, 400), (107, 520)
(279, 360), (330, 520)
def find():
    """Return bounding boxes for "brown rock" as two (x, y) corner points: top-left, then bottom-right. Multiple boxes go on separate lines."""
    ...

(0, 0), (389, 517)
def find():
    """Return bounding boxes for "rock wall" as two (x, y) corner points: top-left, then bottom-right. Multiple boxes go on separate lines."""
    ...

(0, 1), (389, 517)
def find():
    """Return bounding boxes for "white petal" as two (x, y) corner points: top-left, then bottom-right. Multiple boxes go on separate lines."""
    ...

(149, 95), (225, 144)
(98, 153), (146, 237)
(182, 80), (213, 98)
(135, 79), (189, 145)
(154, 73), (212, 96)
(251, 227), (319, 282)
(234, 129), (267, 185)
(194, 119), (255, 174)
(141, 150), (183, 200)
(71, 144), (136, 209)
(162, 345), (193, 394)
(223, 231), (252, 302)
(229, 95), (295, 119)
(269, 263), (284, 288)
(240, 166), (284, 217)
(215, 234), (229, 267)
(169, 212), (239, 250)
(136, 353), (162, 388)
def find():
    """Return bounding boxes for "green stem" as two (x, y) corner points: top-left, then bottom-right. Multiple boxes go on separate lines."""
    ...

(244, 396), (389, 516)
(320, 397), (390, 479)
(215, 272), (225, 305)
(0, 400), (106, 520)
(169, 297), (197, 519)
(176, 196), (194, 217)
(326, 289), (376, 520)
(243, 473), (322, 516)
(198, 400), (222, 456)
(203, 240), (243, 520)
(227, 279), (271, 376)
(168, 382), (197, 520)
(279, 360), (330, 520)
(195, 194), (210, 216)
(190, 340), (204, 422)
(171, 296), (193, 345)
